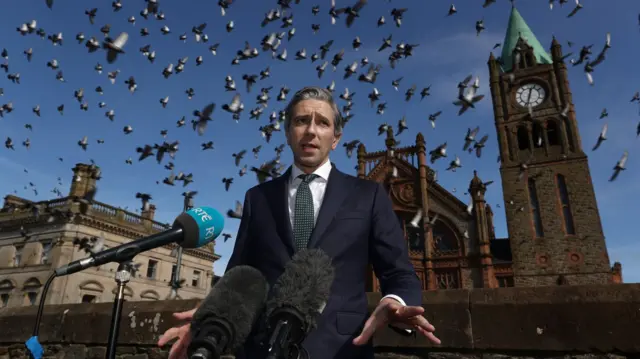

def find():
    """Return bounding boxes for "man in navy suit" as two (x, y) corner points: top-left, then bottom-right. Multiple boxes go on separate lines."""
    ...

(158, 87), (440, 359)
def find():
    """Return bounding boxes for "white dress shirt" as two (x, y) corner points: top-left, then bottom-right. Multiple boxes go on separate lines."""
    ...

(287, 159), (407, 308)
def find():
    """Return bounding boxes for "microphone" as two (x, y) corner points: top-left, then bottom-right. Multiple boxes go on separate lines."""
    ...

(54, 206), (224, 277)
(263, 249), (335, 359)
(188, 265), (269, 359)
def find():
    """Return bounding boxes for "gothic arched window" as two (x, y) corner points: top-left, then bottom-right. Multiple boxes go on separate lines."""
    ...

(395, 212), (424, 251)
(546, 120), (561, 146)
(431, 220), (459, 256)
(517, 126), (530, 151)
(526, 52), (536, 67)
(532, 123), (544, 148)
(556, 174), (575, 235)
(564, 119), (575, 151)
(518, 54), (526, 69)
(528, 179), (544, 238)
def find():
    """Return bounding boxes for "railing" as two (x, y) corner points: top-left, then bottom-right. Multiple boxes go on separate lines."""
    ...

(152, 222), (170, 231)
(123, 213), (142, 224)
(86, 201), (163, 231)
(393, 149), (417, 167)
(90, 202), (117, 217)
(1, 196), (171, 235)
(45, 199), (68, 209)
(393, 145), (417, 155)
(361, 149), (386, 160)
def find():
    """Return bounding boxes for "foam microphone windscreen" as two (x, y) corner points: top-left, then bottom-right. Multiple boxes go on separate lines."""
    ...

(191, 265), (269, 353)
(265, 248), (335, 333)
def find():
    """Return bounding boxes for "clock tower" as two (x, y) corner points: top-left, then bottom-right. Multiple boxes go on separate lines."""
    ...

(488, 6), (613, 286)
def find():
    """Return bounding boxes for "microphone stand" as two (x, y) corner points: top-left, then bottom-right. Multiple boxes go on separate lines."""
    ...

(169, 201), (192, 299)
(105, 262), (132, 359)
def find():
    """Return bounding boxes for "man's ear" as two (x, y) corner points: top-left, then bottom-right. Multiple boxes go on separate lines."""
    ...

(331, 132), (342, 150)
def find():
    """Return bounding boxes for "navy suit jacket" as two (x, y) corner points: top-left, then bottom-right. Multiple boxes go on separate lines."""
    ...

(225, 164), (422, 359)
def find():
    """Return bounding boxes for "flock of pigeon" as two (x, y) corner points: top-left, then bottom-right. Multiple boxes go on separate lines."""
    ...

(0, 0), (637, 278)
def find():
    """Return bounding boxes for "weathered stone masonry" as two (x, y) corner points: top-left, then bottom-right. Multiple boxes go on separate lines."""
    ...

(1, 284), (639, 359)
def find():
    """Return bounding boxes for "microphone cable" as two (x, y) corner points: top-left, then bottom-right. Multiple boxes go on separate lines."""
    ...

(26, 271), (57, 359)
(32, 272), (57, 337)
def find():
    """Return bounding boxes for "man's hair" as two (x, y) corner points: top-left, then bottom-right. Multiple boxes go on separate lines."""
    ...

(284, 86), (343, 136)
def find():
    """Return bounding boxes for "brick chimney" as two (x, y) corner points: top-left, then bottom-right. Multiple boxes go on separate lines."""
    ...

(68, 163), (100, 199)
(611, 262), (623, 284)
(141, 204), (156, 220)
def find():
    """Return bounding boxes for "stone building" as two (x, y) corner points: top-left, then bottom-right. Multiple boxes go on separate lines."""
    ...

(0, 163), (220, 309)
(358, 6), (623, 291)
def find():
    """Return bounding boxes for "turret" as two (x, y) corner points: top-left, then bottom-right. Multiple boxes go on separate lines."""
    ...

(469, 170), (497, 288)
(69, 163), (101, 199)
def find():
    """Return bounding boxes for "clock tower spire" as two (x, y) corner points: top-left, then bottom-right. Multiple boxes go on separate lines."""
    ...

(488, 8), (613, 286)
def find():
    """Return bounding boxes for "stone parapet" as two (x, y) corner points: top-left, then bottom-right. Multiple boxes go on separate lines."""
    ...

(0, 284), (638, 358)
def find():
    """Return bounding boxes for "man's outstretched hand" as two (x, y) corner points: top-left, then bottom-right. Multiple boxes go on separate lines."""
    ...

(352, 297), (441, 346)
(157, 308), (197, 359)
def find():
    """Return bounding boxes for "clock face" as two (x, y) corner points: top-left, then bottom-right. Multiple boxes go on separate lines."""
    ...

(515, 83), (546, 108)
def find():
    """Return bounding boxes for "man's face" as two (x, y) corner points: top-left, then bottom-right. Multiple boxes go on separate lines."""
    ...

(285, 99), (341, 171)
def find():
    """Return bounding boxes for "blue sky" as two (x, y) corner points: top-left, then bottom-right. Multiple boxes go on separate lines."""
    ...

(1, 0), (638, 282)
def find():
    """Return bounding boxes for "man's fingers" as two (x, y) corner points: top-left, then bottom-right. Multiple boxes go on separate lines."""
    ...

(157, 327), (180, 347)
(410, 315), (435, 332)
(169, 337), (187, 359)
(396, 305), (424, 318)
(419, 327), (441, 345)
(415, 324), (441, 345)
(173, 310), (195, 320)
(352, 315), (378, 346)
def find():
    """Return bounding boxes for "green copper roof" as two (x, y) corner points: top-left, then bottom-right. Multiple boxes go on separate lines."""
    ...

(500, 7), (552, 72)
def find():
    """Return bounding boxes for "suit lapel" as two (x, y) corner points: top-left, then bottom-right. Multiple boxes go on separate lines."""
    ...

(307, 165), (353, 250)
(272, 167), (295, 256)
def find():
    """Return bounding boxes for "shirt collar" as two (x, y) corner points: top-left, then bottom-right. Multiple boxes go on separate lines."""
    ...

(290, 159), (332, 184)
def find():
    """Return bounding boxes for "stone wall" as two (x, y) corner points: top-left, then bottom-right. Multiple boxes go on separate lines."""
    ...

(1, 284), (639, 359)
(500, 161), (612, 287)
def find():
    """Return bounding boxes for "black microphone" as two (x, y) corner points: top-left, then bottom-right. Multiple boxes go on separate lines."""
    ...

(263, 249), (335, 359)
(54, 206), (224, 276)
(188, 265), (270, 359)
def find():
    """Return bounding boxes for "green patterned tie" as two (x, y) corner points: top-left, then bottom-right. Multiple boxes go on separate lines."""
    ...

(293, 173), (319, 252)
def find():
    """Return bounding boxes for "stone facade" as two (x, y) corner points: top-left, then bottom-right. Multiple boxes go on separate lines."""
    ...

(0, 344), (631, 359)
(357, 133), (505, 292)
(487, 25), (612, 286)
(355, 11), (622, 291)
(1, 284), (638, 358)
(0, 164), (220, 309)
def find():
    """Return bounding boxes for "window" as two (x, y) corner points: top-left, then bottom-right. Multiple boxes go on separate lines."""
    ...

(518, 55), (526, 69)
(497, 276), (514, 287)
(146, 259), (158, 279)
(532, 123), (544, 148)
(432, 220), (459, 256)
(395, 212), (424, 251)
(434, 269), (460, 289)
(556, 175), (575, 235)
(192, 270), (201, 288)
(528, 179), (544, 237)
(1, 293), (9, 307)
(26, 292), (38, 305)
(564, 119), (575, 151)
(517, 126), (529, 151)
(171, 264), (177, 283)
(82, 294), (97, 303)
(546, 121), (560, 146)
(406, 225), (423, 251)
(41, 240), (53, 265)
(14, 244), (24, 266)
(525, 53), (535, 67)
